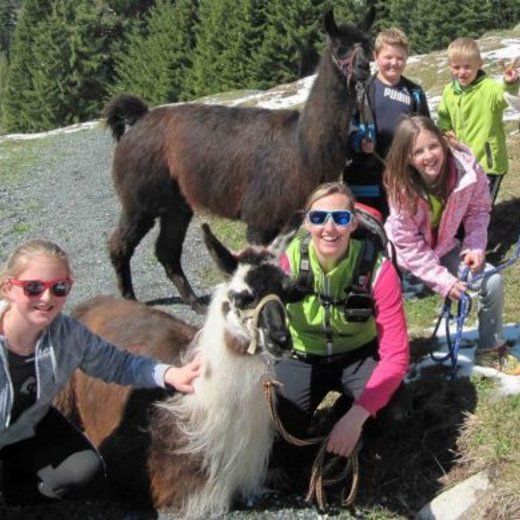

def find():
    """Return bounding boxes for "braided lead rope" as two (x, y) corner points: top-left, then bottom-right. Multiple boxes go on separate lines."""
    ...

(305, 440), (360, 511)
(263, 377), (360, 510)
(238, 294), (286, 355)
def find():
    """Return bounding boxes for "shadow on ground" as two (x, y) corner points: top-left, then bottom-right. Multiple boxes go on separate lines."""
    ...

(487, 197), (520, 264)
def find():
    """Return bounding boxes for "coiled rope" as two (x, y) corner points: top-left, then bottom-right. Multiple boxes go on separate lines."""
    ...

(263, 377), (360, 511)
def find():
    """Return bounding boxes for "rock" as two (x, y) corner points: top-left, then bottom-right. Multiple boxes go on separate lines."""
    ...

(416, 470), (492, 520)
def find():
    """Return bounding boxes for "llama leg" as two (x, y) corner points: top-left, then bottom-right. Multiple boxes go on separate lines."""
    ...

(109, 210), (155, 300)
(155, 206), (203, 312)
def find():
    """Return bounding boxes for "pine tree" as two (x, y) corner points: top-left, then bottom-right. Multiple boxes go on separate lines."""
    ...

(4, 0), (123, 132)
(218, 0), (269, 93)
(109, 0), (198, 105)
(0, 50), (8, 131)
(252, 0), (331, 88)
(2, 0), (53, 132)
(0, 0), (18, 58)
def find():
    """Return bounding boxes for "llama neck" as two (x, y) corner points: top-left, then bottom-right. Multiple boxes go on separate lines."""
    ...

(175, 285), (274, 516)
(298, 54), (355, 179)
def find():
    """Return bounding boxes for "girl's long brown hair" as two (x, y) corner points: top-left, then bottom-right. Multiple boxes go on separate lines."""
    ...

(384, 116), (450, 214)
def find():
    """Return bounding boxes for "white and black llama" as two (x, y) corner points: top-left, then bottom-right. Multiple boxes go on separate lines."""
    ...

(56, 221), (301, 517)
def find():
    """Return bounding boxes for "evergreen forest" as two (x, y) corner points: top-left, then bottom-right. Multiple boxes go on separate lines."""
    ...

(0, 0), (519, 133)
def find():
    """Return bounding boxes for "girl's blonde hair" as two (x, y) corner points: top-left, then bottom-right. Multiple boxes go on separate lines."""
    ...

(384, 116), (450, 214)
(0, 240), (71, 298)
(304, 181), (355, 212)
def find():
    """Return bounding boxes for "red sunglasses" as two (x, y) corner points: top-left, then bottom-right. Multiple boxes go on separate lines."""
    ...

(10, 277), (74, 298)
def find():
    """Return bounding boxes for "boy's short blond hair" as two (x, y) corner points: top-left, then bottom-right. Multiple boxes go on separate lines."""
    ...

(374, 27), (409, 55)
(447, 37), (482, 65)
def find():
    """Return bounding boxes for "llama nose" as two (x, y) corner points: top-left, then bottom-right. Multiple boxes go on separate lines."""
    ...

(270, 329), (292, 350)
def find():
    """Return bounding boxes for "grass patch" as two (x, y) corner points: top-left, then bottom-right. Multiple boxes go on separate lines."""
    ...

(0, 139), (41, 185)
(194, 213), (247, 285)
(0, 134), (64, 185)
(454, 388), (520, 517)
(198, 213), (247, 251)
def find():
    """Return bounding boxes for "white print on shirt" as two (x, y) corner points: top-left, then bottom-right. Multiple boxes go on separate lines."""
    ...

(384, 87), (411, 105)
(21, 376), (36, 395)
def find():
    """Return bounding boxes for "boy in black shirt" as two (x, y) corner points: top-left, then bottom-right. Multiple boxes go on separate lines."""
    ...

(344, 28), (430, 218)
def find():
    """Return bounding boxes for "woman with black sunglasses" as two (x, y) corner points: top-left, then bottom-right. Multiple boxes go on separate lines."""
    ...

(0, 239), (201, 505)
(271, 181), (409, 487)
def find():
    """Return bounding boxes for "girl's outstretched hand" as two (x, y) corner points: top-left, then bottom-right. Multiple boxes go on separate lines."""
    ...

(164, 354), (202, 393)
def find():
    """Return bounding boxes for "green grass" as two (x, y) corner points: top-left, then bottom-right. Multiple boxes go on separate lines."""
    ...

(0, 138), (41, 185)
(455, 388), (520, 515)
(194, 213), (247, 285)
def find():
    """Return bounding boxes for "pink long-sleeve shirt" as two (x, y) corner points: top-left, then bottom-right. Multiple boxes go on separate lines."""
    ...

(385, 145), (491, 297)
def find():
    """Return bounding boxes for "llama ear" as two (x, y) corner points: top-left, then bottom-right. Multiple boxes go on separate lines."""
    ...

(323, 9), (340, 38)
(358, 1), (376, 32)
(201, 224), (238, 276)
(269, 210), (305, 257)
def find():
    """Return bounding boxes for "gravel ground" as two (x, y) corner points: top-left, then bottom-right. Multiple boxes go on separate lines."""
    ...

(1, 123), (212, 327)
(0, 125), (355, 519)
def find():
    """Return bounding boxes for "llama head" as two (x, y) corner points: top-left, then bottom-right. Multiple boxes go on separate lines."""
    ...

(324, 8), (373, 87)
(201, 217), (302, 360)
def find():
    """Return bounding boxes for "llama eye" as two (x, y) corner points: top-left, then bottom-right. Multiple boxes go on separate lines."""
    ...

(229, 291), (255, 309)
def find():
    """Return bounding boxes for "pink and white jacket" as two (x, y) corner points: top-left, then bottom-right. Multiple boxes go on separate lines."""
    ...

(385, 145), (491, 297)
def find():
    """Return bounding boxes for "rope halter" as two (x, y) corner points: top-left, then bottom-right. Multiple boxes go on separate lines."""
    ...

(237, 293), (286, 355)
(332, 43), (364, 86)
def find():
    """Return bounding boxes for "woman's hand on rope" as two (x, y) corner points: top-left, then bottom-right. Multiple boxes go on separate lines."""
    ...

(326, 404), (369, 458)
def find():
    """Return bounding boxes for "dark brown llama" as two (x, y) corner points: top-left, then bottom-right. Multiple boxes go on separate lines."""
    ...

(104, 9), (373, 310)
(55, 222), (300, 517)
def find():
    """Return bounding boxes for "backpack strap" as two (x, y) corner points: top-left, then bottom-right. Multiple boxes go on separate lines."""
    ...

(298, 233), (314, 290)
(342, 237), (378, 323)
(350, 236), (378, 294)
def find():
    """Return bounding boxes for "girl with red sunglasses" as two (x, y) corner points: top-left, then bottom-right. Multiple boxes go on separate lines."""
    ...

(0, 239), (201, 505)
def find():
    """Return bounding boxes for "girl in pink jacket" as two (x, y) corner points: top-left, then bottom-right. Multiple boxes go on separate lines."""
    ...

(384, 115), (519, 375)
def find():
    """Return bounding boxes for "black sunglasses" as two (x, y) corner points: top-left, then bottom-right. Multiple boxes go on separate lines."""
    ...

(10, 278), (74, 298)
(307, 210), (353, 226)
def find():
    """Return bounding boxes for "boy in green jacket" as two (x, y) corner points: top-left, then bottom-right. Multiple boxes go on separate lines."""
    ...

(438, 37), (519, 204)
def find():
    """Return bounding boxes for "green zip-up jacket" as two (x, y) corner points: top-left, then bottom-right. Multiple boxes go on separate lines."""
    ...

(285, 234), (383, 356)
(437, 71), (519, 176)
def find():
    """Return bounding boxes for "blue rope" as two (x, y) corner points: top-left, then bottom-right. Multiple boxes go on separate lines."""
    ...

(430, 292), (472, 378)
(429, 231), (520, 377)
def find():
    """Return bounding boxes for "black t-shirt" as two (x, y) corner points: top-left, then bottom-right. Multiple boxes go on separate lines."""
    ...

(7, 349), (37, 423)
(373, 77), (416, 156)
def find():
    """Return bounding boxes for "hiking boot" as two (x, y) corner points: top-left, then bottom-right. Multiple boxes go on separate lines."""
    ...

(474, 346), (520, 376)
